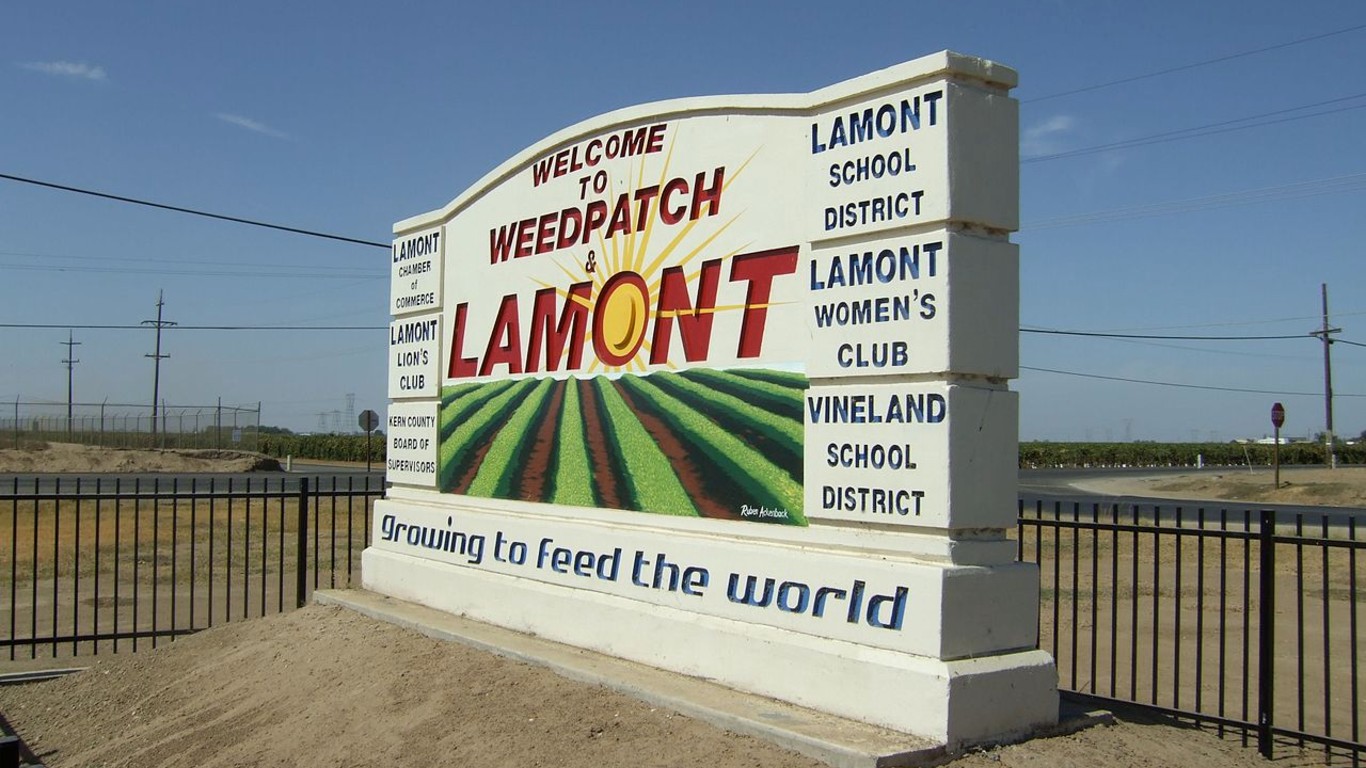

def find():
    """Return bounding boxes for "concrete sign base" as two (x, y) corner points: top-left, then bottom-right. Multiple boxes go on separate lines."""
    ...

(364, 495), (1057, 747)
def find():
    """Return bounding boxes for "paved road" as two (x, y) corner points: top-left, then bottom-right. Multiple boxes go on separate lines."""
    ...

(0, 466), (384, 494)
(1018, 465), (1365, 526)
(2, 465), (1360, 525)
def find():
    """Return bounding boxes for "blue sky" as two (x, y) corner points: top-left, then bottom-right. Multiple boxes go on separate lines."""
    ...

(2, 0), (1364, 441)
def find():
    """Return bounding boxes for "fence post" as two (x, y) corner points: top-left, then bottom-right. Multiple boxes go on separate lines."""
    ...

(1258, 508), (1276, 758)
(296, 477), (310, 608)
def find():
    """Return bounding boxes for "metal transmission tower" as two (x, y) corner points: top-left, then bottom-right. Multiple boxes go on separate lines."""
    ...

(61, 330), (81, 436)
(1310, 283), (1340, 468)
(142, 290), (177, 439)
(317, 411), (329, 432)
(345, 393), (356, 433)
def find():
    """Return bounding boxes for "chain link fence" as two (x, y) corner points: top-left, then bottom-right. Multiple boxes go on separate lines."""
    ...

(2, 401), (261, 451)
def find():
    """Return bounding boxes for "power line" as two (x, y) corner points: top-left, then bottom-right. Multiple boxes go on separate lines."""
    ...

(1033, 308), (1366, 334)
(0, 172), (389, 249)
(1021, 365), (1366, 398)
(0, 323), (384, 331)
(1022, 328), (1307, 341)
(1024, 23), (1366, 103)
(1023, 94), (1366, 164)
(0, 322), (1345, 340)
(0, 261), (383, 280)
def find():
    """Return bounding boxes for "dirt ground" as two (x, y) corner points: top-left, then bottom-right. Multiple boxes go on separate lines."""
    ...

(1069, 465), (1366, 507)
(0, 603), (1291, 768)
(0, 442), (281, 474)
(0, 447), (1356, 766)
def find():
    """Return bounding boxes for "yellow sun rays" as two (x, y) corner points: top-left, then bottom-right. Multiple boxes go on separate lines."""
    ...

(529, 133), (767, 375)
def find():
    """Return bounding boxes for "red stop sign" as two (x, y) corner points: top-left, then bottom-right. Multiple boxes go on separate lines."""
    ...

(1271, 402), (1285, 429)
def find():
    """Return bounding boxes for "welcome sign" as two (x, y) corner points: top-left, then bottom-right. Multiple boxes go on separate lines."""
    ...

(368, 51), (1056, 748)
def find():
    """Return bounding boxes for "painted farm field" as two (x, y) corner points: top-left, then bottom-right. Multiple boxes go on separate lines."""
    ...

(436, 368), (807, 525)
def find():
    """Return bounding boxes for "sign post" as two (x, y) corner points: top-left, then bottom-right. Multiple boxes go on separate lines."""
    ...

(358, 409), (380, 472)
(1271, 402), (1285, 489)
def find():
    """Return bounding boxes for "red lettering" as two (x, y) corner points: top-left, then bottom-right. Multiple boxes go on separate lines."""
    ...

(556, 207), (583, 250)
(535, 212), (558, 254)
(526, 283), (591, 373)
(447, 303), (478, 379)
(531, 157), (554, 187)
(646, 123), (667, 154)
(621, 126), (647, 156)
(489, 224), (518, 264)
(514, 218), (536, 258)
(633, 185), (660, 231)
(479, 295), (524, 377)
(583, 200), (609, 242)
(605, 193), (633, 238)
(690, 167), (724, 220)
(729, 246), (799, 358)
(660, 178), (689, 225)
(585, 139), (603, 167)
(650, 260), (720, 364)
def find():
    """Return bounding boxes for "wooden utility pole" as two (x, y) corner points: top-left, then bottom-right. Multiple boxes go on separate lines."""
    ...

(1309, 283), (1340, 468)
(142, 290), (176, 441)
(61, 330), (81, 437)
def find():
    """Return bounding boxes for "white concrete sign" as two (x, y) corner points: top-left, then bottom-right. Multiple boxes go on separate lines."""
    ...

(385, 401), (438, 486)
(807, 81), (1018, 240)
(804, 382), (1017, 529)
(390, 227), (443, 316)
(388, 313), (441, 399)
(370, 501), (1039, 658)
(805, 232), (1018, 379)
(368, 50), (1054, 749)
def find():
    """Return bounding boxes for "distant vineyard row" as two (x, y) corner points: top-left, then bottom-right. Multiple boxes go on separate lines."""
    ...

(259, 433), (385, 463)
(1019, 441), (1365, 468)
(257, 422), (1362, 470)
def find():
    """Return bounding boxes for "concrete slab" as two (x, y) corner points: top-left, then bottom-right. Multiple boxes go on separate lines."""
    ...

(314, 589), (1106, 768)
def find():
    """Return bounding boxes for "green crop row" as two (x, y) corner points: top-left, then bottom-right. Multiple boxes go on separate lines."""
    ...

(441, 380), (486, 407)
(438, 378), (539, 491)
(594, 379), (698, 516)
(725, 367), (807, 390)
(619, 375), (805, 524)
(678, 368), (804, 421)
(551, 382), (597, 507)
(649, 371), (802, 468)
(439, 379), (516, 442)
(466, 378), (556, 498)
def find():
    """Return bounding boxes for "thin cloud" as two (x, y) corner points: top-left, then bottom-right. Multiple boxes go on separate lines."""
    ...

(19, 61), (107, 81)
(216, 113), (291, 140)
(1022, 114), (1076, 158)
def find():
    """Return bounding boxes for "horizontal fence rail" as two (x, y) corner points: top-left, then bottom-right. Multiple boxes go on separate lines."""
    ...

(4, 478), (1362, 765)
(1020, 501), (1364, 765)
(0, 475), (380, 660)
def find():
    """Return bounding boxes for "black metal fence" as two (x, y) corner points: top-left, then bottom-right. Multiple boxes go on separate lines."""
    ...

(0, 475), (380, 659)
(1020, 501), (1364, 765)
(5, 479), (1364, 765)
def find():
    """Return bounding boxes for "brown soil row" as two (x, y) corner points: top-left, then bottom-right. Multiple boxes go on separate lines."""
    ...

(612, 380), (739, 519)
